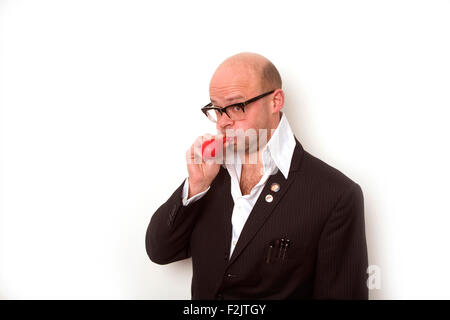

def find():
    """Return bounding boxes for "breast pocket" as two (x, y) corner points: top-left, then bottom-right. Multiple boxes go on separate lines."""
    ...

(259, 239), (309, 284)
(263, 238), (307, 263)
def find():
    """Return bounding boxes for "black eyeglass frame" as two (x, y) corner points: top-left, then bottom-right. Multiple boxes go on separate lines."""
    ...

(201, 89), (276, 121)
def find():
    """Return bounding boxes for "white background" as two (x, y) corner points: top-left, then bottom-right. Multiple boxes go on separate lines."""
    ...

(1, 0), (449, 299)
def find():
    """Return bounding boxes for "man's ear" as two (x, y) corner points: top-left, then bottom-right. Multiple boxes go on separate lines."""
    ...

(272, 89), (284, 114)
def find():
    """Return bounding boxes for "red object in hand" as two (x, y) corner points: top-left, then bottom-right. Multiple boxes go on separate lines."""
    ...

(202, 137), (227, 159)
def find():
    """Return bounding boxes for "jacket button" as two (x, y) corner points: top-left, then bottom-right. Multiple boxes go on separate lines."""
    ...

(216, 293), (223, 300)
(227, 273), (236, 278)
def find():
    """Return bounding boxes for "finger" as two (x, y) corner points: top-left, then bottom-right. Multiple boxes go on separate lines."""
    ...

(186, 136), (202, 164)
(192, 135), (209, 164)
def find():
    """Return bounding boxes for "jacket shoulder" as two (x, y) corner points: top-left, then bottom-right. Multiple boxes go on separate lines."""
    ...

(297, 149), (360, 193)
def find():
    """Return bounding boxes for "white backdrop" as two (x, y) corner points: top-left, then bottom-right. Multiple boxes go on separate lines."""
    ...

(1, 0), (449, 299)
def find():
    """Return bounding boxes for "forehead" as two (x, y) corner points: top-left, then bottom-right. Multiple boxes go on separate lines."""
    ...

(209, 87), (247, 105)
(209, 66), (258, 104)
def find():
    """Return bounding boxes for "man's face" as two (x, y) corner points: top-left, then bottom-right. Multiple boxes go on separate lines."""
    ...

(209, 64), (272, 139)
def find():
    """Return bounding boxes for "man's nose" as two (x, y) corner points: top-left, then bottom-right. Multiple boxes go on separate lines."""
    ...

(216, 113), (233, 129)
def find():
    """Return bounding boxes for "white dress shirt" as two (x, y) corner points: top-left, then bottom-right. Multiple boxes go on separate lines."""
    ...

(181, 112), (296, 258)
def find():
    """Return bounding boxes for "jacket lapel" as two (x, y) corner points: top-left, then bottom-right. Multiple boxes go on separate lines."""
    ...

(226, 138), (304, 266)
(221, 169), (234, 259)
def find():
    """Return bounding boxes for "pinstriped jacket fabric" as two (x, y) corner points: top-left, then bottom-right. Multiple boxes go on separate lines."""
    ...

(146, 138), (368, 300)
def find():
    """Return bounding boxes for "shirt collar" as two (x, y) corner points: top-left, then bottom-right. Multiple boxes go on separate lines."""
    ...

(223, 112), (296, 180)
(261, 112), (296, 179)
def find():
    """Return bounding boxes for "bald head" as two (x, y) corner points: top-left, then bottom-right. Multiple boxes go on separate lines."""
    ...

(211, 52), (282, 93)
(209, 52), (285, 136)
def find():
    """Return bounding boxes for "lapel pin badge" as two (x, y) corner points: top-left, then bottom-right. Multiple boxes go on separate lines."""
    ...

(265, 194), (273, 203)
(270, 183), (280, 192)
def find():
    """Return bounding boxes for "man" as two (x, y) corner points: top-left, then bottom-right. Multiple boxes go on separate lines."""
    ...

(146, 52), (368, 300)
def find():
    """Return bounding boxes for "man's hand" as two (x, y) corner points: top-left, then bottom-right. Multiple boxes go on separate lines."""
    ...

(185, 134), (226, 198)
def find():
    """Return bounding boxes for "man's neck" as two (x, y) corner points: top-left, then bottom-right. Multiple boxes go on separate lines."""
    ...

(242, 149), (262, 167)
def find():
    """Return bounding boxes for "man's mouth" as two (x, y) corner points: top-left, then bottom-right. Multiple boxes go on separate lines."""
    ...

(224, 136), (237, 144)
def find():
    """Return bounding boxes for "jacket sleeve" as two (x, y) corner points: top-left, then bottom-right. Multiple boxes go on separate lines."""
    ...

(313, 183), (369, 299)
(145, 179), (208, 265)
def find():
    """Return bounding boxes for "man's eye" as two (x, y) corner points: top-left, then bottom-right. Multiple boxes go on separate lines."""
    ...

(232, 106), (242, 112)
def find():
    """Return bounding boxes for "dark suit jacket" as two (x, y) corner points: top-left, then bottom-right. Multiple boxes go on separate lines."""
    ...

(146, 138), (368, 300)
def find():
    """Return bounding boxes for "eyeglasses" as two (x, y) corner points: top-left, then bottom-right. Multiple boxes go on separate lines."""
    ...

(201, 90), (275, 123)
